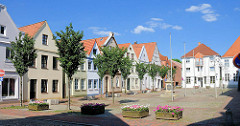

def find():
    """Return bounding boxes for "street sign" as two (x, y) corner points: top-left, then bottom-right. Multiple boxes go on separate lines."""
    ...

(233, 53), (240, 69)
(0, 77), (3, 81)
(0, 69), (5, 77)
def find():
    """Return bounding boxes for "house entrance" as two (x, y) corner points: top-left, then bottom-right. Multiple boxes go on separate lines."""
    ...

(127, 78), (130, 90)
(198, 77), (203, 87)
(30, 79), (36, 99)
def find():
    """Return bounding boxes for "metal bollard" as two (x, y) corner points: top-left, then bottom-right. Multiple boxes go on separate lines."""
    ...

(225, 108), (234, 126)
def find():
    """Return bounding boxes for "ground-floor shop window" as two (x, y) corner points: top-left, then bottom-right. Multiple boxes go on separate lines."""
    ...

(2, 78), (15, 97)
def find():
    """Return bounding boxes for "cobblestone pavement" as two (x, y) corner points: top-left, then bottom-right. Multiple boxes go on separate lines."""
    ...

(0, 88), (239, 126)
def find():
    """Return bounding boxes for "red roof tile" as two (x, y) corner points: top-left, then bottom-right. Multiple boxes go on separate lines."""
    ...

(133, 42), (157, 62)
(181, 43), (219, 58)
(18, 21), (45, 37)
(118, 43), (131, 50)
(222, 36), (240, 57)
(132, 44), (143, 58)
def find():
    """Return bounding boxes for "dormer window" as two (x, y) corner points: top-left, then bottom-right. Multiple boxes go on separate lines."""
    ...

(0, 25), (6, 35)
(93, 49), (97, 55)
(42, 34), (48, 45)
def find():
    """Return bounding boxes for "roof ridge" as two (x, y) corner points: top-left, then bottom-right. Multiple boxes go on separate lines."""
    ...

(18, 20), (46, 28)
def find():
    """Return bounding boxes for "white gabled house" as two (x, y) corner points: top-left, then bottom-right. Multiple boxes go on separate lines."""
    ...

(182, 42), (221, 88)
(222, 36), (240, 88)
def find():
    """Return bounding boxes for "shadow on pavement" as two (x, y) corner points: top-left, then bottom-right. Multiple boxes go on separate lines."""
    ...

(188, 88), (240, 126)
(118, 99), (139, 104)
(0, 109), (129, 126)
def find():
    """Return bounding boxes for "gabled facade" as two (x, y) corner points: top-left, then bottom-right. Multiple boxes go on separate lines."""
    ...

(222, 36), (240, 87)
(19, 21), (63, 101)
(181, 42), (220, 88)
(0, 4), (20, 101)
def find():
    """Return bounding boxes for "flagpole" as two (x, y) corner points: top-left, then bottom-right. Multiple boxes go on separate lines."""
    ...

(184, 42), (186, 97)
(193, 50), (195, 94)
(170, 32), (173, 102)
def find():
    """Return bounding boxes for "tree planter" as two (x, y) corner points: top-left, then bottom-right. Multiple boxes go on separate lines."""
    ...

(155, 111), (182, 120)
(81, 105), (105, 115)
(122, 110), (149, 118)
(206, 86), (210, 89)
(28, 104), (49, 111)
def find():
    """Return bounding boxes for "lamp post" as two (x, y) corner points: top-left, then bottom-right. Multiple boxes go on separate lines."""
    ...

(211, 56), (222, 99)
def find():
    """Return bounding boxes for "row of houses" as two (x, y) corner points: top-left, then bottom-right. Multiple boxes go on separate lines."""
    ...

(0, 5), (182, 102)
(181, 41), (240, 88)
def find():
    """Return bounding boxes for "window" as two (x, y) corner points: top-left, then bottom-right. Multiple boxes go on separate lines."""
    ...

(210, 57), (214, 61)
(6, 48), (11, 59)
(81, 64), (85, 71)
(81, 79), (85, 90)
(88, 80), (92, 89)
(53, 57), (58, 69)
(197, 67), (202, 72)
(204, 76), (207, 84)
(75, 79), (79, 90)
(52, 80), (58, 92)
(41, 79), (48, 93)
(127, 53), (130, 57)
(94, 79), (98, 89)
(186, 59), (190, 63)
(186, 68), (190, 72)
(210, 67), (215, 71)
(93, 49), (97, 55)
(135, 78), (138, 86)
(194, 77), (197, 84)
(30, 59), (36, 68)
(210, 76), (215, 83)
(225, 73), (230, 82)
(131, 53), (134, 60)
(2, 78), (15, 96)
(42, 34), (48, 45)
(41, 55), (48, 69)
(186, 77), (191, 84)
(88, 61), (92, 70)
(224, 60), (229, 67)
(174, 66), (177, 69)
(94, 63), (97, 70)
(1, 25), (5, 35)
(116, 77), (120, 87)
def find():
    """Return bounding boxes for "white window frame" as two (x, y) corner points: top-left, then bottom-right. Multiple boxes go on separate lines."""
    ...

(93, 79), (98, 89)
(75, 79), (79, 90)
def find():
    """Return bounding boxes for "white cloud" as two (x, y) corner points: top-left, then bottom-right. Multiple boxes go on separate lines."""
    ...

(132, 25), (155, 34)
(150, 18), (163, 21)
(89, 27), (120, 36)
(172, 25), (183, 30)
(185, 4), (219, 22)
(234, 8), (240, 11)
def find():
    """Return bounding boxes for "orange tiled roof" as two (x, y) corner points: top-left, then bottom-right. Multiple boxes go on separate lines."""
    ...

(118, 43), (131, 50)
(181, 43), (219, 58)
(18, 21), (45, 37)
(133, 42), (157, 62)
(159, 52), (168, 61)
(80, 36), (109, 55)
(222, 36), (240, 57)
(132, 44), (143, 58)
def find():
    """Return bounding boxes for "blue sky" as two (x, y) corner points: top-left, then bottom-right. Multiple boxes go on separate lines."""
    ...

(2, 0), (240, 59)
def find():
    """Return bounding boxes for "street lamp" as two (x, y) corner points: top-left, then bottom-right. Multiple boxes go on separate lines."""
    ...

(210, 56), (222, 98)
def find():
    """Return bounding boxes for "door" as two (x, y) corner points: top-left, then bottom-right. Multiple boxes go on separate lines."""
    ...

(30, 79), (36, 99)
(2, 78), (15, 98)
(127, 78), (130, 90)
(105, 77), (108, 94)
(198, 78), (203, 87)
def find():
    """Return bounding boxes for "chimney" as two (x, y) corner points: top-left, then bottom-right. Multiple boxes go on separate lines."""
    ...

(134, 41), (137, 44)
(198, 42), (201, 45)
(0, 4), (6, 11)
(109, 32), (114, 37)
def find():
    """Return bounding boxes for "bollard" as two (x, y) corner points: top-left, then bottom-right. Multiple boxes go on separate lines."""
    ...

(225, 108), (234, 126)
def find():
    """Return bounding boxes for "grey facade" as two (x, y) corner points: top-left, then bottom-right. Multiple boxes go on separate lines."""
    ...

(0, 4), (20, 101)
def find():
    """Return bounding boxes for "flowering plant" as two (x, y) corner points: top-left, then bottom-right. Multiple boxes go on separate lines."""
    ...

(121, 104), (149, 112)
(29, 101), (48, 106)
(153, 105), (183, 116)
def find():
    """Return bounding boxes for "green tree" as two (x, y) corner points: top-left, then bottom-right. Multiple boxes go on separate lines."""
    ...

(8, 32), (37, 106)
(148, 64), (159, 91)
(158, 65), (169, 88)
(94, 46), (127, 104)
(119, 57), (132, 94)
(136, 63), (148, 92)
(172, 59), (182, 63)
(93, 54), (108, 98)
(54, 23), (86, 110)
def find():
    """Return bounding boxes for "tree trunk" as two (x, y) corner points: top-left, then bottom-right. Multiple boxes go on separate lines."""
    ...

(68, 78), (71, 110)
(111, 76), (114, 104)
(100, 79), (103, 98)
(20, 76), (23, 107)
(152, 79), (154, 91)
(124, 79), (127, 94)
(140, 79), (142, 93)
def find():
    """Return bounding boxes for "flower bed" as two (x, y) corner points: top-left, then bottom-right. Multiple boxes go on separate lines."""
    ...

(28, 101), (49, 111)
(154, 105), (183, 120)
(81, 103), (105, 115)
(121, 104), (149, 118)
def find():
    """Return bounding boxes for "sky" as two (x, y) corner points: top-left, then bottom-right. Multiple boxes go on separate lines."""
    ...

(1, 0), (240, 59)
